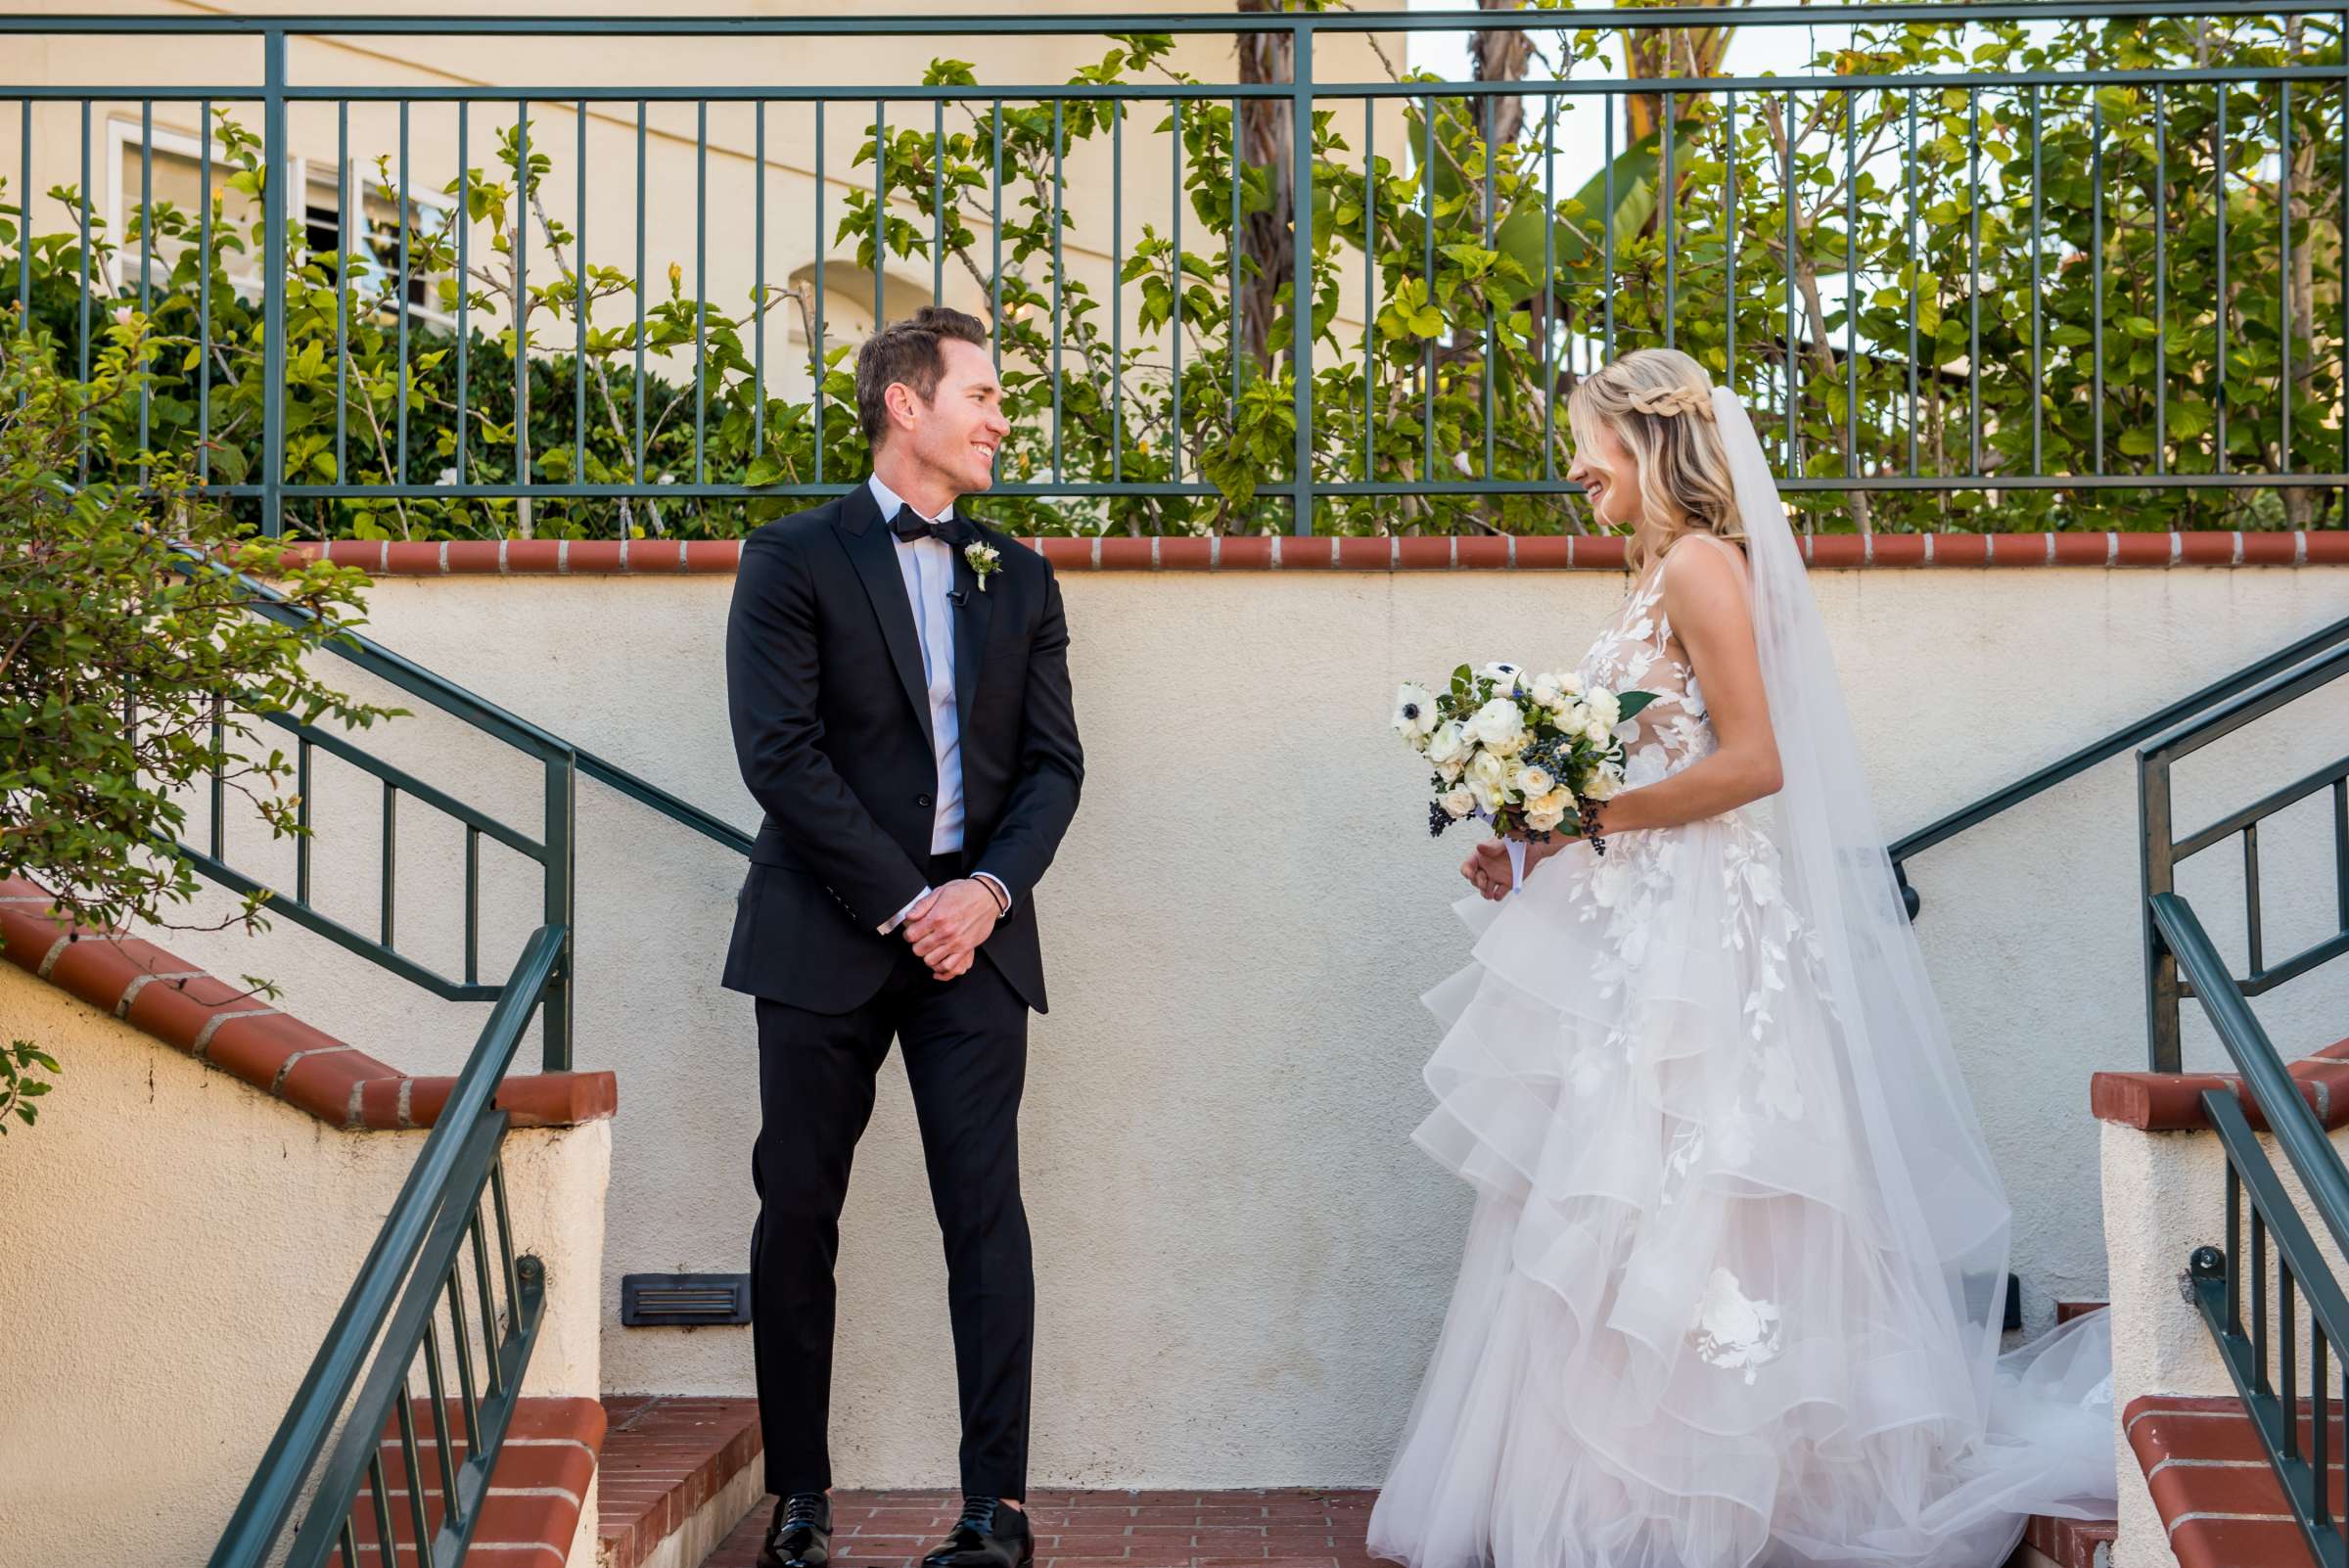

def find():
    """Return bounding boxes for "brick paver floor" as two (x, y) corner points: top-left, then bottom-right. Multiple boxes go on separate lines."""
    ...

(702, 1490), (1385, 1568)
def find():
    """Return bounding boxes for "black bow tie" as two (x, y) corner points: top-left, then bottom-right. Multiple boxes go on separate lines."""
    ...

(890, 508), (967, 547)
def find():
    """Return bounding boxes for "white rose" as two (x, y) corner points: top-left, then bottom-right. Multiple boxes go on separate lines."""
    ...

(1468, 697), (1524, 751)
(1514, 764), (1555, 800)
(1585, 719), (1611, 746)
(1560, 700), (1589, 733)
(1525, 804), (1568, 834)
(1468, 750), (1508, 789)
(1393, 683), (1437, 743)
(1436, 757), (1464, 783)
(1587, 690), (1623, 729)
(1425, 721), (1468, 767)
(1530, 675), (1564, 709)
(1584, 767), (1622, 802)
(1560, 671), (1586, 696)
(1441, 785), (1476, 819)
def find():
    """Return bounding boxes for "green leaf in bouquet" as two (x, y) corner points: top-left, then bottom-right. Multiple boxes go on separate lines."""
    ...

(1615, 689), (1659, 721)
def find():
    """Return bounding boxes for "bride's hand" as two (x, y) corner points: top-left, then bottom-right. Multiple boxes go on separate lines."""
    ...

(1462, 839), (1516, 900)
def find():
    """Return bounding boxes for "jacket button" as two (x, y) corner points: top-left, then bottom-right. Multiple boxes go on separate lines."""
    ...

(916, 794), (934, 807)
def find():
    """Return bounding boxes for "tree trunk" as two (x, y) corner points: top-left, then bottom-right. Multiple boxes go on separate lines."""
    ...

(1472, 0), (1532, 149)
(1236, 0), (1294, 376)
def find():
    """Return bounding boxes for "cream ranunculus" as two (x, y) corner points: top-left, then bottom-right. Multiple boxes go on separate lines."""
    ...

(1426, 720), (1469, 766)
(1468, 697), (1524, 751)
(1436, 757), (1465, 783)
(1524, 786), (1577, 833)
(1513, 764), (1555, 800)
(1441, 785), (1476, 819)
(1393, 682), (1438, 745)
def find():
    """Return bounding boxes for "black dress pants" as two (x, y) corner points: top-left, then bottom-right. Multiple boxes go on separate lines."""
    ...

(749, 859), (1035, 1502)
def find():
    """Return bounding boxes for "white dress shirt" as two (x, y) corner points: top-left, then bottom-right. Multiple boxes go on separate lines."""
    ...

(867, 474), (1008, 934)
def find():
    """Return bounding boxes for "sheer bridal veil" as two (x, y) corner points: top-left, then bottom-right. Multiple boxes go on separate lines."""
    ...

(1708, 385), (2116, 1557)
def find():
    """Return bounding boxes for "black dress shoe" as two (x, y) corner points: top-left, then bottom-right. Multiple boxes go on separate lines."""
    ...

(760, 1493), (832, 1568)
(920, 1495), (1034, 1568)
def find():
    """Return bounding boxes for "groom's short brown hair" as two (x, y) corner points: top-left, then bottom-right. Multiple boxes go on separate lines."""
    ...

(856, 305), (992, 447)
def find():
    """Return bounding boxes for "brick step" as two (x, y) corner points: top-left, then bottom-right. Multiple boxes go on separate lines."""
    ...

(596, 1397), (765, 1568)
(689, 1488), (2101, 1568)
(353, 1396), (606, 1567)
(2127, 1395), (2326, 1568)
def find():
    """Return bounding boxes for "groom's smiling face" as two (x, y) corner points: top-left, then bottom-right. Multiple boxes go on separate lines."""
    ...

(888, 338), (1010, 499)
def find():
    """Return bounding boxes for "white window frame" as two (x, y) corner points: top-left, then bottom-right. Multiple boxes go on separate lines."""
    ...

(107, 116), (458, 329)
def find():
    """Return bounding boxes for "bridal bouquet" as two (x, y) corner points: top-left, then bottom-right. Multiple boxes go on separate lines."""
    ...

(1393, 663), (1655, 847)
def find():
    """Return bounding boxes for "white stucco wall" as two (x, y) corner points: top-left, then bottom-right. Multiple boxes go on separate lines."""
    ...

(0, 962), (611, 1568)
(122, 561), (2349, 1490)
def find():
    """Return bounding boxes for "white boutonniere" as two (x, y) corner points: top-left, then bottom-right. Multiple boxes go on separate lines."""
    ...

(965, 539), (1002, 592)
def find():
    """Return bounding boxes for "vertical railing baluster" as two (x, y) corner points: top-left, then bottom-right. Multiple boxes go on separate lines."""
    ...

(1968, 86), (1981, 478)
(336, 100), (348, 487)
(464, 825), (480, 988)
(1290, 19), (1313, 534)
(2245, 823), (2264, 978)
(2092, 94), (2104, 474)
(490, 1154), (524, 1312)
(1908, 89), (1919, 478)
(2333, 778), (2348, 937)
(367, 1450), (400, 1568)
(139, 99), (153, 484)
(1783, 88), (1797, 471)
(694, 99), (707, 484)
(2229, 1166), (2244, 1335)
(1541, 92), (1554, 477)
(382, 782), (397, 949)
(297, 739), (312, 906)
(1724, 92), (1736, 397)
(392, 1377), (437, 1568)
(460, 98), (474, 484)
(2281, 80), (2295, 477)
(1485, 83), (1499, 481)
(1422, 91), (1434, 484)
(2317, 1328), (2332, 1531)
(1663, 89), (1676, 351)
(2030, 84), (2042, 476)
(2217, 85), (2229, 474)
(470, 1208), (505, 1398)
(541, 755), (575, 1072)
(875, 97), (888, 336)
(1236, 93), (1246, 439)
(577, 99), (588, 514)
(2255, 1209), (2271, 1390)
(1169, 98), (1181, 484)
(339, 1516), (361, 1568)
(447, 99), (459, 486)
(200, 98), (212, 484)
(210, 695), (225, 861)
(1112, 102), (1124, 487)
(1602, 90), (1615, 361)
(76, 98), (90, 480)
(404, 100), (416, 484)
(2283, 1263), (2301, 1461)
(634, 101), (647, 485)
(1051, 98), (1064, 485)
(444, 1263), (485, 1453)
(16, 100), (28, 378)
(1846, 89), (1858, 480)
(260, 37), (287, 533)
(754, 98), (765, 464)
(818, 97), (834, 475)
(2155, 84), (2167, 474)
(933, 98), (946, 307)
(418, 1309), (463, 1527)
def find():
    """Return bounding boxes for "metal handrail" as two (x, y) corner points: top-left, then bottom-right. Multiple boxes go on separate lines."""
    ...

(2156, 893), (2349, 1566)
(2140, 644), (2349, 1071)
(207, 923), (566, 1568)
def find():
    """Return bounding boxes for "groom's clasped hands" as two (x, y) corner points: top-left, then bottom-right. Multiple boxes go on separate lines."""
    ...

(901, 877), (1004, 981)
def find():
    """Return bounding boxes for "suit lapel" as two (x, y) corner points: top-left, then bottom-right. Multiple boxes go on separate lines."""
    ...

(950, 528), (992, 724)
(835, 482), (935, 749)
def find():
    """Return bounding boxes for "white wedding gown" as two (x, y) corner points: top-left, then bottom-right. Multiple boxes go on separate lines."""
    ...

(1366, 538), (2117, 1568)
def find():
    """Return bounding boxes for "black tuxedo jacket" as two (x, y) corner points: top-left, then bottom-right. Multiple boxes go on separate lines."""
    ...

(720, 481), (1082, 1015)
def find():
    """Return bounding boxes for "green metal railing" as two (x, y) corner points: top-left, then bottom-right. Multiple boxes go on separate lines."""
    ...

(2141, 643), (2349, 1071)
(2162, 893), (2349, 1568)
(207, 924), (563, 1568)
(9, 6), (2349, 538)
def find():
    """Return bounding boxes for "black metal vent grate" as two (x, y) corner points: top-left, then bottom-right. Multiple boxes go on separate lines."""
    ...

(622, 1271), (752, 1327)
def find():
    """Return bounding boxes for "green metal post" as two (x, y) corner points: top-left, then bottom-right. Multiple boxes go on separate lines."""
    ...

(541, 755), (576, 1071)
(261, 29), (288, 537)
(1290, 20), (1313, 535)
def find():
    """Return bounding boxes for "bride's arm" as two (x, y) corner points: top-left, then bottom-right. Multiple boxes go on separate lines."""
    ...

(1590, 539), (1782, 836)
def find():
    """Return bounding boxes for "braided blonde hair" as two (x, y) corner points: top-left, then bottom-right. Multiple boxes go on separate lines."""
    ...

(1566, 347), (1743, 574)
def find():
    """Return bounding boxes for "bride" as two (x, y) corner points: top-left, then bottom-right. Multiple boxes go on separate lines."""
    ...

(1366, 350), (2116, 1568)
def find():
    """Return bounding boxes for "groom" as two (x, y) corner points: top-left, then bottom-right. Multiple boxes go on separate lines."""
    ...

(721, 305), (1083, 1568)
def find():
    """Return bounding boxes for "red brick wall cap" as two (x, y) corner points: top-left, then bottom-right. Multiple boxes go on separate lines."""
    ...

(2092, 1038), (2349, 1131)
